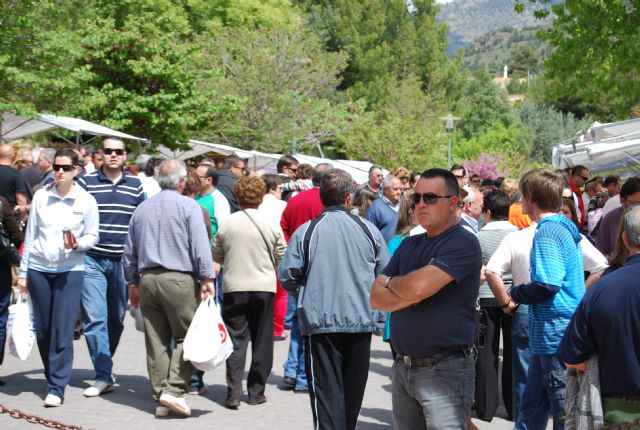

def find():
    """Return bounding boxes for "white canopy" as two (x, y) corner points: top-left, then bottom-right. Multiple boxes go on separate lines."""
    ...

(155, 140), (382, 184)
(552, 118), (640, 174)
(1, 112), (149, 144)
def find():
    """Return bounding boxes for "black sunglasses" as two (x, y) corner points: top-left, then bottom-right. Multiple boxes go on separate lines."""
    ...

(412, 192), (454, 205)
(53, 163), (75, 172)
(580, 175), (589, 182)
(103, 148), (125, 156)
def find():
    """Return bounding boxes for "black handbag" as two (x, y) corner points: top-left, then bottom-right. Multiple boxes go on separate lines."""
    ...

(0, 201), (21, 266)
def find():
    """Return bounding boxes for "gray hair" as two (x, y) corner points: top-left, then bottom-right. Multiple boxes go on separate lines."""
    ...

(623, 205), (640, 249)
(463, 187), (478, 203)
(40, 148), (56, 163)
(158, 159), (187, 190)
(312, 163), (333, 186)
(381, 175), (398, 189)
(135, 154), (151, 170)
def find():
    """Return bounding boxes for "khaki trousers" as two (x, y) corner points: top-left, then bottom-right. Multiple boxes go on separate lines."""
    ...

(140, 269), (198, 399)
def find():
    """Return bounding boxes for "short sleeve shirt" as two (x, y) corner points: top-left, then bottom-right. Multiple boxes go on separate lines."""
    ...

(383, 224), (482, 357)
(0, 165), (27, 207)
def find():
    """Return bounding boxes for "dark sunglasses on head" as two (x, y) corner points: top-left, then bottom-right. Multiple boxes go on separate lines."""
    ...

(412, 192), (454, 205)
(103, 148), (125, 156)
(53, 164), (75, 172)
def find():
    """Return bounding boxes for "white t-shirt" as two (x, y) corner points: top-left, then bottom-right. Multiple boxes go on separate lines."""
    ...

(212, 189), (231, 227)
(602, 194), (622, 217)
(486, 223), (608, 285)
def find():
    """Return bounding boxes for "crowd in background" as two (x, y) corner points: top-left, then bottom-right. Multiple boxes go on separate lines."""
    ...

(0, 139), (639, 429)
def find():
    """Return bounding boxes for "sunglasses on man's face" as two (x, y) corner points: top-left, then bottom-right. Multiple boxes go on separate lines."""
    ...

(103, 148), (125, 156)
(53, 164), (75, 172)
(412, 192), (454, 205)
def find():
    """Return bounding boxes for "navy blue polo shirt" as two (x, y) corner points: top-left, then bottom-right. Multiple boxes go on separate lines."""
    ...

(383, 224), (482, 358)
(559, 253), (640, 397)
(77, 168), (144, 258)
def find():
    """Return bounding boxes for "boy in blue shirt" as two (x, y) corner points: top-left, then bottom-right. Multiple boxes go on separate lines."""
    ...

(509, 168), (585, 430)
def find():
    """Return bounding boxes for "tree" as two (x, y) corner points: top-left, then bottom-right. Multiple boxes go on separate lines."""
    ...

(294, 0), (465, 111)
(510, 45), (539, 76)
(455, 71), (513, 140)
(516, 0), (640, 120)
(199, 24), (349, 153)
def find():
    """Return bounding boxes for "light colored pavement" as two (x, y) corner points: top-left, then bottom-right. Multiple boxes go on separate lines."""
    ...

(0, 312), (548, 429)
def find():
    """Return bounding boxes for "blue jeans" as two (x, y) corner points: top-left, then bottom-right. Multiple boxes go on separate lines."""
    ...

(81, 255), (128, 383)
(29, 269), (84, 398)
(515, 353), (566, 430)
(392, 352), (475, 429)
(284, 293), (296, 327)
(512, 304), (531, 420)
(282, 301), (307, 390)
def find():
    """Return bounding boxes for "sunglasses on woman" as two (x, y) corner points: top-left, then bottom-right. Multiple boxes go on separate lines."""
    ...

(412, 192), (454, 205)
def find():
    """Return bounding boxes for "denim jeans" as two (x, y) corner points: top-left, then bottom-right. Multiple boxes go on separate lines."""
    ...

(514, 353), (566, 430)
(283, 301), (307, 390)
(284, 293), (296, 327)
(82, 255), (128, 383)
(392, 352), (475, 430)
(512, 304), (532, 420)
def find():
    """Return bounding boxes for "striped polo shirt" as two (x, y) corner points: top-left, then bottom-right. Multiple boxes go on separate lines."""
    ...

(77, 168), (144, 258)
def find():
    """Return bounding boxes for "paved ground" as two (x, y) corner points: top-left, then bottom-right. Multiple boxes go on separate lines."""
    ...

(0, 312), (549, 429)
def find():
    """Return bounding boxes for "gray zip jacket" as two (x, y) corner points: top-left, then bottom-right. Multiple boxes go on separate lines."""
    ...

(278, 206), (390, 335)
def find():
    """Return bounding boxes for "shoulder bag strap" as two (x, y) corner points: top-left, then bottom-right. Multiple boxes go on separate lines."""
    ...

(242, 210), (276, 269)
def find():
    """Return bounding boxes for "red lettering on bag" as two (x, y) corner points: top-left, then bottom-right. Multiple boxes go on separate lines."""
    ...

(218, 323), (227, 343)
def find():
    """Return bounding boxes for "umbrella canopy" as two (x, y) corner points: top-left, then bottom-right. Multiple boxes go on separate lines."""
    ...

(1, 112), (149, 144)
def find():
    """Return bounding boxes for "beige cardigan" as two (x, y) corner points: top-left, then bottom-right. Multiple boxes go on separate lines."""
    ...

(212, 208), (287, 294)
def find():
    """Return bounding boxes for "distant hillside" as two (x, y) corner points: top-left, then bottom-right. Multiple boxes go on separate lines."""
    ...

(438, 0), (552, 45)
(462, 27), (551, 75)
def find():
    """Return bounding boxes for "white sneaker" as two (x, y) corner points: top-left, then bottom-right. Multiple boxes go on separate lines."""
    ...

(83, 380), (114, 397)
(155, 406), (170, 417)
(158, 393), (191, 417)
(44, 393), (62, 407)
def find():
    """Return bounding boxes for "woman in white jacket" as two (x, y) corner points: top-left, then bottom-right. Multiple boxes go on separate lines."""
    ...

(17, 148), (99, 407)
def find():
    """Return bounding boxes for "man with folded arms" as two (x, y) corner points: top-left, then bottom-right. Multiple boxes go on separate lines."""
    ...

(123, 159), (215, 418)
(371, 168), (481, 429)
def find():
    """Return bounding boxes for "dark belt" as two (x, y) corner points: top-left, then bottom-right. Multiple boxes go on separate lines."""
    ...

(142, 267), (194, 277)
(398, 347), (473, 368)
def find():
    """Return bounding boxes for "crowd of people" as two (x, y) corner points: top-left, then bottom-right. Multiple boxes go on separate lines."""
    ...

(1, 138), (639, 429)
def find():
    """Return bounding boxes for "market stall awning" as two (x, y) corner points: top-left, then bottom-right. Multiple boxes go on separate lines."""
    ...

(552, 118), (640, 174)
(1, 112), (149, 144)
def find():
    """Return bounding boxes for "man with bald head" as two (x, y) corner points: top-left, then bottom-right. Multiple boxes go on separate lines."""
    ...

(0, 143), (28, 214)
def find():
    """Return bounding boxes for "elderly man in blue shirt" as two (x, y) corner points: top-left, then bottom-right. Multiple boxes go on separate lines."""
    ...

(123, 159), (215, 418)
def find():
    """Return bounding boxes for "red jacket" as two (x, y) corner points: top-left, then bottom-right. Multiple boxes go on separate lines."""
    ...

(280, 188), (324, 242)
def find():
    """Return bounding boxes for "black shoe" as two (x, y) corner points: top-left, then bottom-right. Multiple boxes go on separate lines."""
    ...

(247, 395), (267, 405)
(282, 376), (296, 387)
(0, 377), (6, 386)
(224, 398), (240, 409)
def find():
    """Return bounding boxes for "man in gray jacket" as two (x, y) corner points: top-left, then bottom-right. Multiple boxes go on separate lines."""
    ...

(279, 168), (390, 430)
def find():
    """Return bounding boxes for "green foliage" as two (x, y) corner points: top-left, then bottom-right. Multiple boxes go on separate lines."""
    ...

(455, 72), (513, 139)
(198, 24), (348, 153)
(515, 101), (592, 164)
(454, 122), (529, 162)
(519, 0), (640, 120)
(295, 0), (463, 111)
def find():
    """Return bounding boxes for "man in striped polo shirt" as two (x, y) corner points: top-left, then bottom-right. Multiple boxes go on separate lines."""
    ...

(509, 168), (585, 430)
(77, 138), (145, 397)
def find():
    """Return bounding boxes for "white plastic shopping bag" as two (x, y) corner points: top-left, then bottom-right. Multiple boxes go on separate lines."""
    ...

(129, 306), (144, 332)
(7, 293), (35, 360)
(183, 297), (234, 371)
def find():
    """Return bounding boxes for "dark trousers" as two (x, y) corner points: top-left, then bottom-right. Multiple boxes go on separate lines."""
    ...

(475, 305), (515, 421)
(0, 262), (12, 365)
(28, 269), (83, 398)
(223, 291), (274, 401)
(305, 332), (372, 430)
